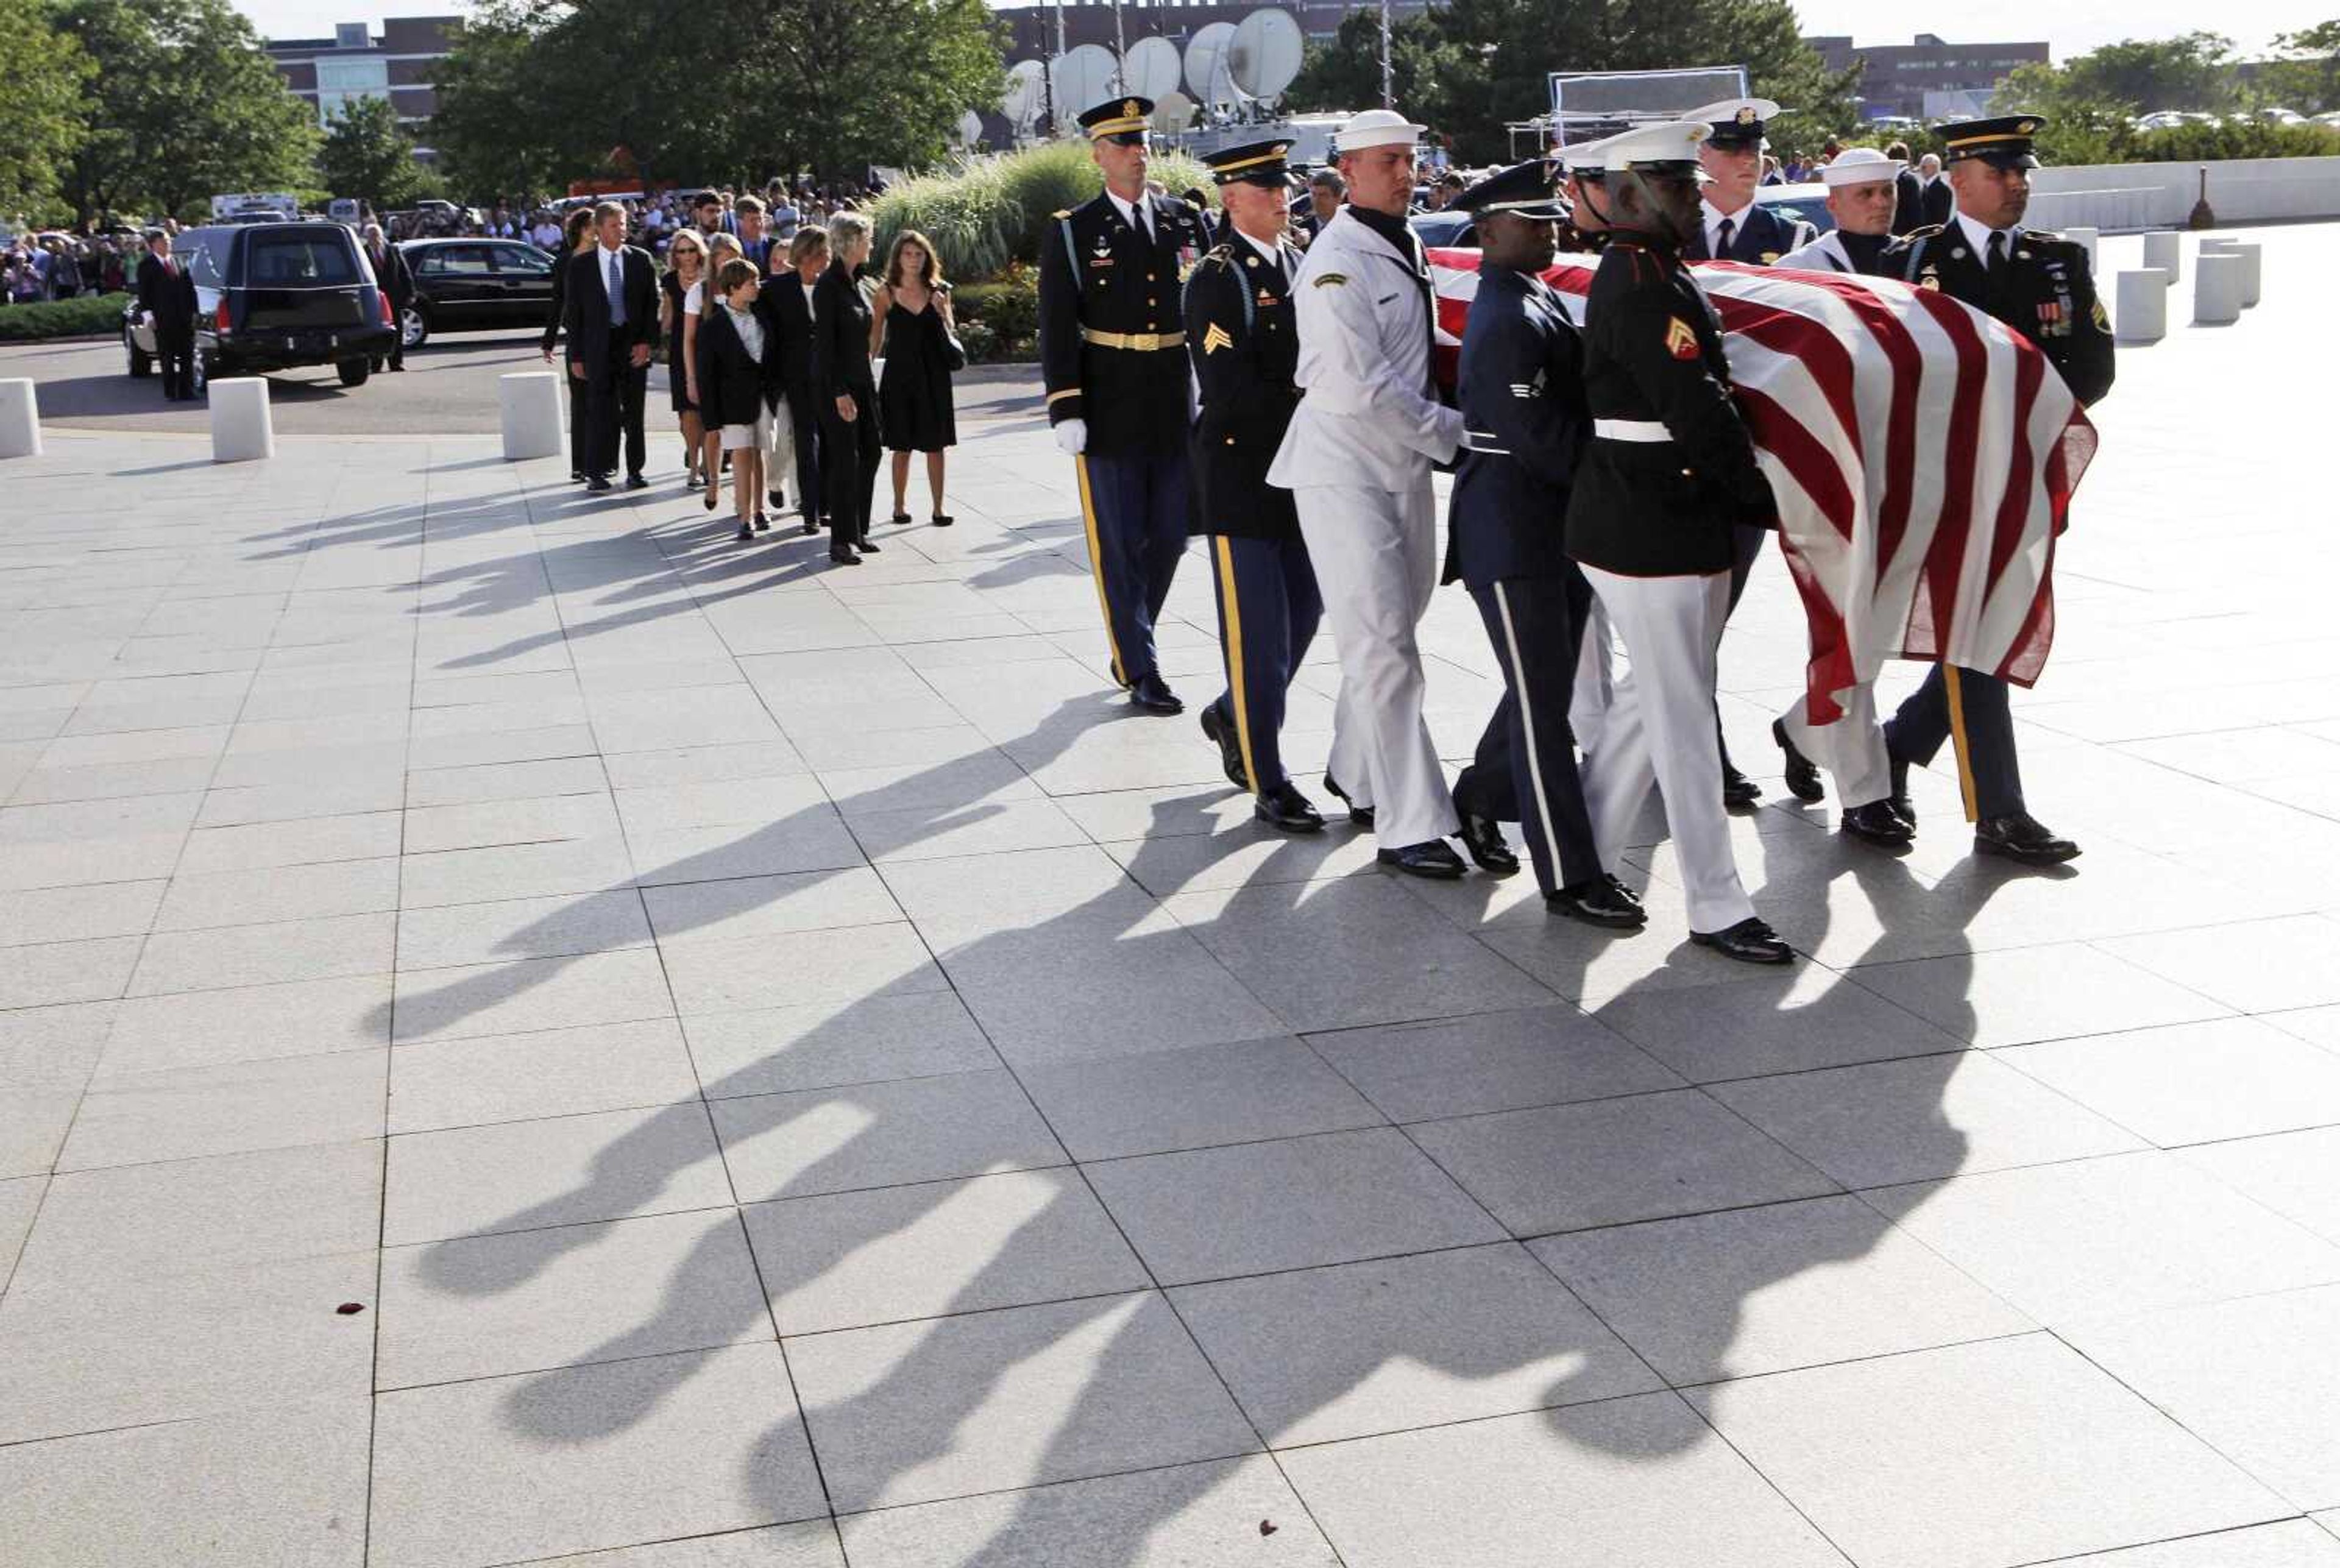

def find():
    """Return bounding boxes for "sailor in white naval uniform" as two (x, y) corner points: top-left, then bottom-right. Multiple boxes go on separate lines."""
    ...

(1773, 147), (1907, 277)
(1267, 107), (1470, 878)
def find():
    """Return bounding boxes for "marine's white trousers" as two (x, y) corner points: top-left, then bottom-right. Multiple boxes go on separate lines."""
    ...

(1292, 480), (1458, 849)
(1580, 565), (1758, 934)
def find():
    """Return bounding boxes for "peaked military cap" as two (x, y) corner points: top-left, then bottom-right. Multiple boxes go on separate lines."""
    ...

(1202, 140), (1296, 187)
(1080, 97), (1154, 144)
(1452, 159), (1569, 220)
(1938, 113), (2046, 169)
(1684, 97), (1782, 151)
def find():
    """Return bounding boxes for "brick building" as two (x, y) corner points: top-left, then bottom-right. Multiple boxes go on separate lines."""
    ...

(264, 16), (462, 138)
(1804, 32), (2052, 122)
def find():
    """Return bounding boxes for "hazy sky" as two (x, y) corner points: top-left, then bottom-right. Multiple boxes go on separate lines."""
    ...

(230, 0), (2333, 62)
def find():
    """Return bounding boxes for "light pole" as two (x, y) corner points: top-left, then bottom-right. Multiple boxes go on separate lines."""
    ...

(1379, 0), (1394, 109)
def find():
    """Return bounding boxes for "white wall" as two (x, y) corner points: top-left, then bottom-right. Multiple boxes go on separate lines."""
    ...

(2025, 157), (2340, 233)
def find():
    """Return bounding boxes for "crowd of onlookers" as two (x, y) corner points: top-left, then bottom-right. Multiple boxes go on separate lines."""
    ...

(2, 229), (139, 304)
(385, 179), (885, 258)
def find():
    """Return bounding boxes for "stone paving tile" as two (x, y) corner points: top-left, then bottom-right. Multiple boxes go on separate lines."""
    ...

(1587, 963), (1967, 1082)
(0, 880), (165, 946)
(1016, 1036), (1388, 1160)
(151, 856), (403, 930)
(394, 889), (654, 971)
(383, 1102), (731, 1245)
(176, 808), (403, 874)
(2096, 914), (2340, 1014)
(836, 1456), (1339, 1566)
(0, 933), (141, 1008)
(1279, 1391), (1849, 1567)
(1689, 1335), (2291, 1568)
(742, 1167), (1148, 1335)
(0, 1394), (372, 1568)
(1301, 1004), (1684, 1123)
(640, 867), (903, 946)
(1994, 1016), (2340, 1147)
(126, 910), (394, 996)
(711, 1068), (1066, 1203)
(369, 1344), (825, 1568)
(390, 947), (676, 1043)
(1845, 942), (2237, 1047)
(527, 1525), (846, 1567)
(387, 1016), (700, 1133)
(56, 1050), (387, 1171)
(787, 1291), (1259, 1512)
(0, 1174), (42, 1290)
(681, 992), (1000, 1098)
(2051, 1522), (2340, 1566)
(2181, 1124), (2340, 1246)
(97, 973), (392, 1076)
(0, 998), (114, 1088)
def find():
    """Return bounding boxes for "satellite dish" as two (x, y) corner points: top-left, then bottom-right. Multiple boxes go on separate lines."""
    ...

(1122, 36), (1182, 104)
(954, 110), (984, 146)
(1229, 9), (1303, 102)
(1150, 91), (1195, 133)
(1050, 44), (1118, 124)
(1183, 22), (1238, 107)
(1004, 59), (1045, 127)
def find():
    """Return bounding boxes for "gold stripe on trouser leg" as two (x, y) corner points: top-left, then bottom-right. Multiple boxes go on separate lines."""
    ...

(1943, 666), (1980, 823)
(1214, 537), (1262, 795)
(1074, 454), (1128, 687)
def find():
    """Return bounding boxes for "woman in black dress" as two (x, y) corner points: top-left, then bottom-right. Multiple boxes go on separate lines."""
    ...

(659, 229), (711, 489)
(871, 230), (959, 527)
(539, 206), (598, 482)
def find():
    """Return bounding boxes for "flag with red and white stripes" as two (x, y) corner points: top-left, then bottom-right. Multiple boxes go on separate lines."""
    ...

(1427, 248), (2099, 723)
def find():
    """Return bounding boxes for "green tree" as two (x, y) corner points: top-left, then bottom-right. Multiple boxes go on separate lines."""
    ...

(0, 0), (91, 211)
(1289, 10), (1478, 135)
(54, 0), (319, 221)
(1987, 62), (2139, 165)
(2261, 19), (2340, 113)
(317, 93), (425, 210)
(2062, 30), (2238, 113)
(423, 2), (565, 197)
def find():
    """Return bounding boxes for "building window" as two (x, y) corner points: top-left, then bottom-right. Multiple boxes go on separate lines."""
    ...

(316, 55), (389, 125)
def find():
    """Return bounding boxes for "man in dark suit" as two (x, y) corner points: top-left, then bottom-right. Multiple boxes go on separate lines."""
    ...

(1887, 140), (1927, 236)
(1444, 160), (1645, 928)
(757, 227), (828, 536)
(1183, 140), (1321, 833)
(1872, 114), (2114, 866)
(134, 228), (198, 401)
(362, 223), (415, 373)
(1915, 152), (1956, 228)
(809, 213), (882, 564)
(561, 200), (659, 491)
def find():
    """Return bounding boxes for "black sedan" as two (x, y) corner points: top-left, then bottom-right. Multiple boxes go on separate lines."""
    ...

(393, 237), (561, 350)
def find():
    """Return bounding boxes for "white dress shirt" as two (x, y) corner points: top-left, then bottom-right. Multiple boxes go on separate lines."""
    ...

(1952, 208), (2010, 263)
(1107, 189), (1154, 244)
(1702, 200), (1753, 255)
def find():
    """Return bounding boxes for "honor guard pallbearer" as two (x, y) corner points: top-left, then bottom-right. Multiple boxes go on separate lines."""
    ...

(1566, 122), (1792, 964)
(1185, 141), (1327, 833)
(1871, 114), (2113, 865)
(1443, 159), (1647, 928)
(1268, 108), (1470, 878)
(1683, 98), (1815, 808)
(1038, 96), (1213, 714)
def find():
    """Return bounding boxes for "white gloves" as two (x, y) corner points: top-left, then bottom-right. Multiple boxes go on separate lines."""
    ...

(1054, 418), (1087, 456)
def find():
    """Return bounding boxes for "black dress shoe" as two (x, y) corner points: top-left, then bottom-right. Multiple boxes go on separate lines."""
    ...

(1887, 757), (1915, 825)
(753, 511), (771, 533)
(931, 513), (955, 527)
(1690, 916), (1794, 964)
(768, 489), (787, 508)
(1323, 775), (1375, 828)
(572, 469), (586, 483)
(1454, 812), (1520, 876)
(585, 474), (612, 493)
(829, 545), (861, 566)
(1721, 762), (1762, 809)
(1772, 720), (1824, 803)
(888, 511), (913, 527)
(737, 521), (755, 541)
(801, 516), (820, 536)
(1842, 800), (1915, 846)
(1129, 673), (1183, 715)
(625, 472), (648, 491)
(1254, 782), (1325, 833)
(1199, 704), (1248, 789)
(1377, 840), (1466, 879)
(1548, 874), (1648, 928)
(1975, 811), (2080, 865)
(855, 535), (881, 553)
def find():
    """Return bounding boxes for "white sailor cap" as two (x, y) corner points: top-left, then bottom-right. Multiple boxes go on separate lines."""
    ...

(1333, 108), (1428, 154)
(1817, 146), (1906, 186)
(1600, 121), (1713, 174)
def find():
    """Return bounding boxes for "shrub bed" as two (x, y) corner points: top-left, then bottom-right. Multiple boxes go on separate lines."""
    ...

(871, 141), (1216, 283)
(0, 293), (128, 341)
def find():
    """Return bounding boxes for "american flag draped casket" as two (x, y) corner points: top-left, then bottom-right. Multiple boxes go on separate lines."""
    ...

(1424, 247), (2099, 725)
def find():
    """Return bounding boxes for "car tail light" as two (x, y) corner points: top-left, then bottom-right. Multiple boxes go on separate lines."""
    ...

(214, 299), (232, 333)
(378, 289), (392, 324)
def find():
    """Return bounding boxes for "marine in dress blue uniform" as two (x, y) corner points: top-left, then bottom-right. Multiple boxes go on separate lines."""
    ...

(1037, 96), (1214, 713)
(1183, 141), (1326, 833)
(1444, 160), (1647, 928)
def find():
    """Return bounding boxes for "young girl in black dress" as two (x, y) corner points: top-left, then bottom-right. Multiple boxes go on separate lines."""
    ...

(871, 230), (959, 527)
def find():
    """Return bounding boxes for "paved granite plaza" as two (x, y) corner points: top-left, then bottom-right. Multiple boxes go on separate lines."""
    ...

(4, 226), (2340, 1567)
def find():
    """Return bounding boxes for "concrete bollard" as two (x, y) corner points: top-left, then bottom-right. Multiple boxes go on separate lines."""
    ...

(498, 371), (564, 462)
(2061, 225), (2099, 270)
(2200, 238), (2261, 307)
(2142, 230), (2183, 282)
(208, 377), (273, 463)
(2115, 269), (2168, 343)
(2193, 252), (2244, 325)
(0, 379), (39, 459)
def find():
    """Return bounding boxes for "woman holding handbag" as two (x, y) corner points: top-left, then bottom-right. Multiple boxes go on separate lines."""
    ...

(871, 230), (962, 528)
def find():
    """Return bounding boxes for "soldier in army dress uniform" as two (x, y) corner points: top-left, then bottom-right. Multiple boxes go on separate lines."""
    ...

(1443, 159), (1647, 928)
(1870, 113), (2114, 865)
(1183, 140), (1326, 833)
(1038, 96), (1214, 714)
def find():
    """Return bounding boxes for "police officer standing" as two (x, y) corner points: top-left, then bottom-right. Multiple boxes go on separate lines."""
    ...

(1268, 108), (1469, 878)
(1038, 96), (1213, 714)
(1185, 141), (1325, 833)
(1444, 160), (1647, 928)
(1566, 122), (1791, 964)
(1683, 98), (1815, 809)
(1871, 114), (2113, 864)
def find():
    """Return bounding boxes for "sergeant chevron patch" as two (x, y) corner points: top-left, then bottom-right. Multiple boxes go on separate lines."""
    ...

(1201, 323), (1235, 355)
(1312, 272), (1349, 288)
(1665, 317), (1699, 360)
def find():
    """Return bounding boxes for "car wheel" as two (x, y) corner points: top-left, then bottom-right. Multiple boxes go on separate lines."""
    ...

(402, 304), (429, 350)
(125, 330), (152, 378)
(337, 358), (371, 388)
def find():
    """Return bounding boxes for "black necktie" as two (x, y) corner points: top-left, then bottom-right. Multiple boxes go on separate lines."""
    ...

(1715, 217), (1735, 257)
(1986, 231), (2005, 276)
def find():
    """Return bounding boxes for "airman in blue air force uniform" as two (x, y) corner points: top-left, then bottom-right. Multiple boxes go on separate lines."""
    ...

(1183, 140), (1327, 833)
(1443, 158), (1647, 928)
(1037, 96), (1213, 714)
